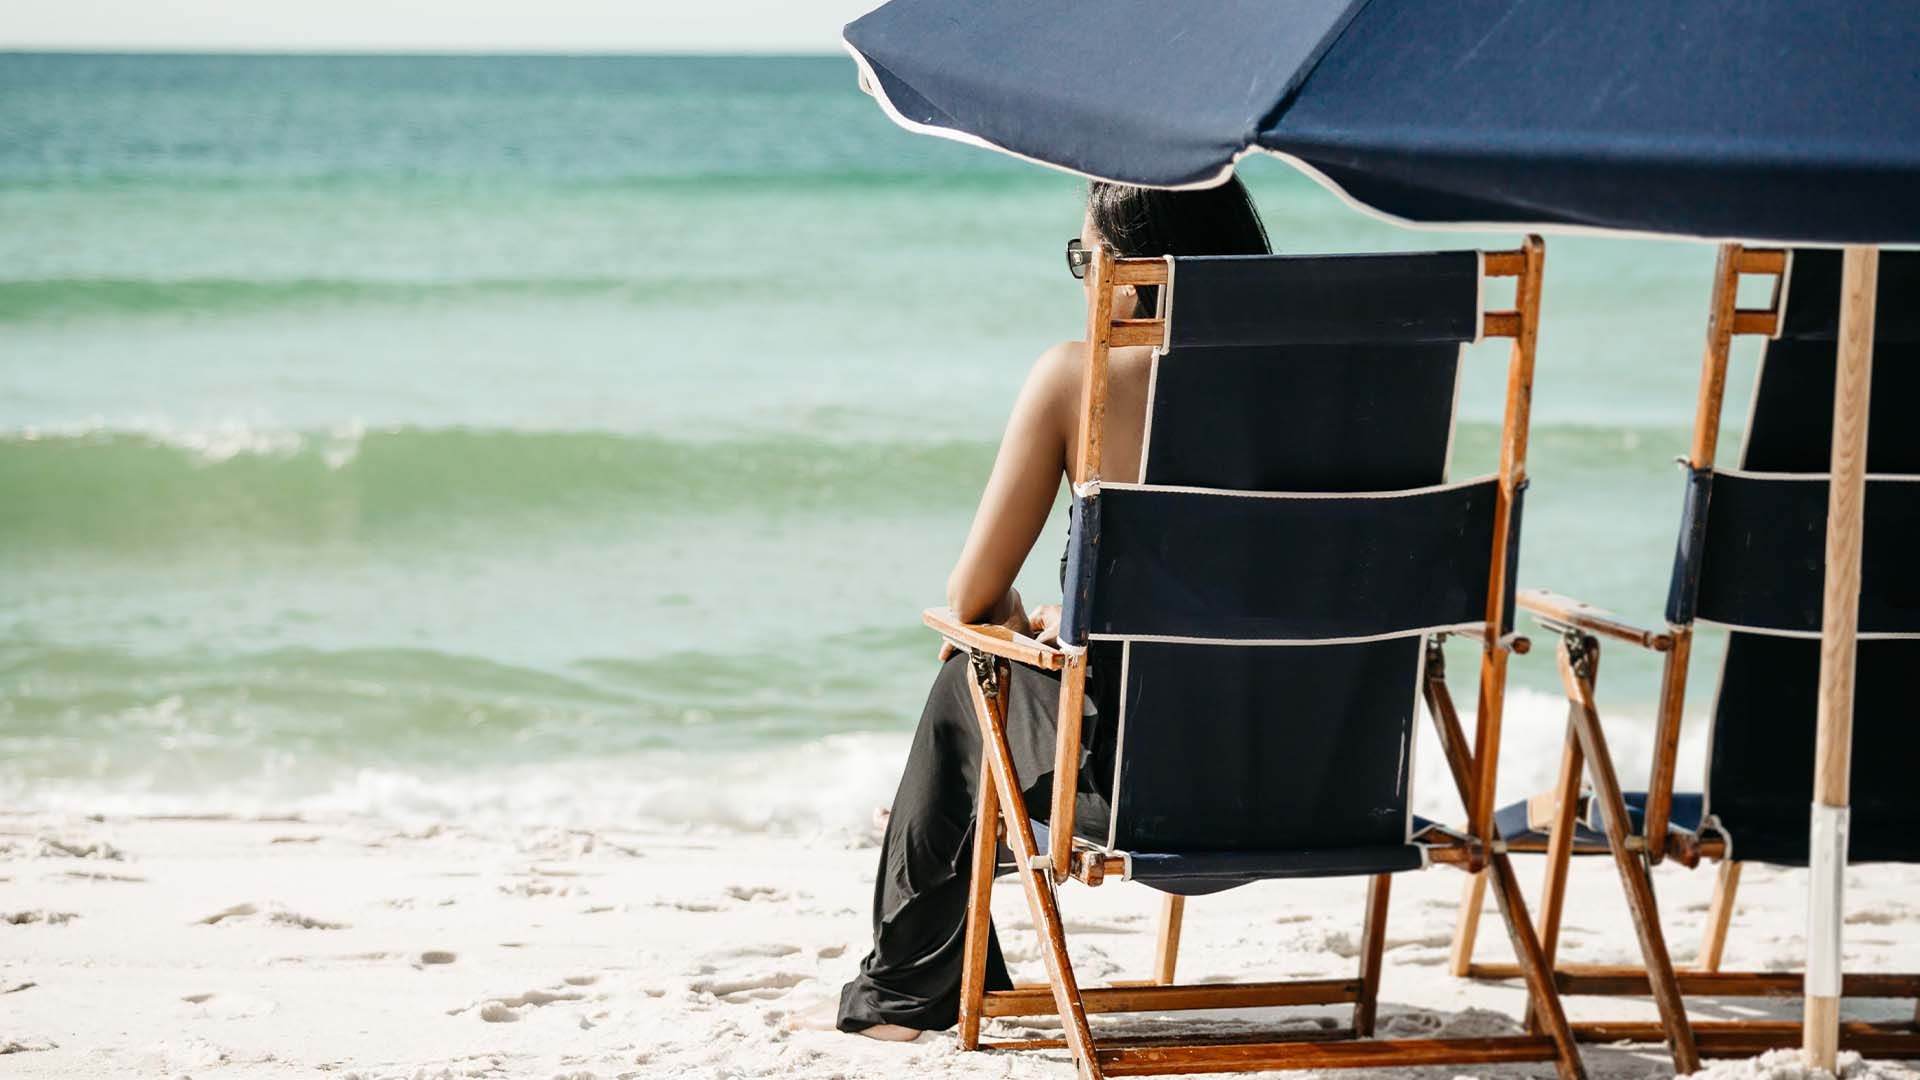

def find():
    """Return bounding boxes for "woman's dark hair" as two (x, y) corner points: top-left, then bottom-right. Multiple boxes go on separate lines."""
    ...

(1087, 176), (1271, 316)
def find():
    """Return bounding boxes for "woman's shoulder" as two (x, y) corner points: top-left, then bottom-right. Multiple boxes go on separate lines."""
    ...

(1026, 340), (1090, 406)
(1035, 339), (1089, 373)
(1033, 339), (1153, 385)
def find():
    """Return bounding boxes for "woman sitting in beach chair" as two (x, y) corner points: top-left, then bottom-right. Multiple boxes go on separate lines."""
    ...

(806, 177), (1601, 1080)
(807, 178), (1274, 1041)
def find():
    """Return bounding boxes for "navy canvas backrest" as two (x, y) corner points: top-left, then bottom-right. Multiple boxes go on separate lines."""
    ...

(1688, 250), (1920, 865)
(1062, 251), (1497, 857)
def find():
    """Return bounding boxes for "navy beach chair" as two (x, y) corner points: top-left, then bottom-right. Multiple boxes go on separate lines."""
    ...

(925, 238), (1611, 1079)
(1451, 246), (1920, 1062)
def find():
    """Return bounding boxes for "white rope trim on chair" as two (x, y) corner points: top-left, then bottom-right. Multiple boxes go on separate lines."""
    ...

(1441, 342), (1466, 483)
(1770, 249), (1796, 340)
(1087, 473), (1497, 501)
(1472, 250), (1486, 346)
(1708, 466), (1920, 483)
(1694, 618), (1920, 642)
(1105, 640), (1132, 853)
(1698, 637), (1734, 842)
(1404, 644), (1426, 846)
(1137, 348), (1164, 485)
(1086, 623), (1490, 649)
(1158, 255), (1176, 353)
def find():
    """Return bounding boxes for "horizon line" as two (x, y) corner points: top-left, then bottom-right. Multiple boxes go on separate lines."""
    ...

(0, 46), (849, 57)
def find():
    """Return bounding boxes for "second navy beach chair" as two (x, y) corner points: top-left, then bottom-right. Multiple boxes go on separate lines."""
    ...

(1451, 245), (1920, 1065)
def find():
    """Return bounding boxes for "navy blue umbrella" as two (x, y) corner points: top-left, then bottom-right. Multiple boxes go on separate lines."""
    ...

(844, 0), (1917, 1066)
(843, 0), (1920, 245)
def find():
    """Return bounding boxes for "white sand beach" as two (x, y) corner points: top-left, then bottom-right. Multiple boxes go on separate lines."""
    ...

(6, 806), (1920, 1080)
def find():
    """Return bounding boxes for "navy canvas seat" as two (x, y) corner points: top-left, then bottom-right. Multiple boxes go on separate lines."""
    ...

(1496, 793), (1706, 854)
(1031, 818), (1429, 894)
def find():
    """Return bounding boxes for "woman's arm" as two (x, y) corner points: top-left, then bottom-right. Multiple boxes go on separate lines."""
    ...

(946, 342), (1083, 626)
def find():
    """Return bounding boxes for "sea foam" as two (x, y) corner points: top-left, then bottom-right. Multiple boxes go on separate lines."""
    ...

(1, 687), (1698, 845)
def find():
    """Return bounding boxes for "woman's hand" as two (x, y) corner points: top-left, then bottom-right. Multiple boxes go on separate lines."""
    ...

(997, 589), (1034, 638)
(939, 588), (1033, 662)
(1028, 604), (1062, 646)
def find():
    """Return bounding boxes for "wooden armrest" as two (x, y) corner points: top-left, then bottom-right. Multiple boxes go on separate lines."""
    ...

(922, 607), (1066, 671)
(1517, 589), (1673, 652)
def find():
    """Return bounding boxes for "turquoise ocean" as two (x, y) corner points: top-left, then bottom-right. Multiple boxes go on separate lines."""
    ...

(1, 54), (1765, 830)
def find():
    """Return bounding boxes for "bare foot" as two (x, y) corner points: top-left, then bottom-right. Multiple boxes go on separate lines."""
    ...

(787, 998), (923, 1042)
(787, 997), (840, 1032)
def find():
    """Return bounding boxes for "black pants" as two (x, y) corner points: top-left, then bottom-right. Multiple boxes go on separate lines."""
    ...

(837, 652), (1112, 1032)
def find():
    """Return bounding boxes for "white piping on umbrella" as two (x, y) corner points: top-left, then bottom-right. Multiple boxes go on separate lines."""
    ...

(847, 36), (1919, 252)
(841, 39), (1236, 192)
(1246, 147), (1906, 249)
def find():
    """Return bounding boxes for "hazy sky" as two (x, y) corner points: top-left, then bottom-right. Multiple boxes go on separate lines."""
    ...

(1, 0), (878, 53)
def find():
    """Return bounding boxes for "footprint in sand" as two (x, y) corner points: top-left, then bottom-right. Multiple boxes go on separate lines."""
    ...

(708, 943), (801, 960)
(1059, 916), (1142, 935)
(498, 880), (584, 898)
(1383, 931), (1454, 950)
(35, 838), (124, 861)
(181, 992), (277, 1018)
(195, 902), (346, 929)
(263, 951), (397, 966)
(689, 972), (812, 1002)
(478, 1002), (521, 1022)
(1846, 904), (1914, 926)
(418, 950), (457, 965)
(54, 870), (146, 883)
(463, 986), (589, 1023)
(1379, 1010), (1446, 1037)
(3, 911), (78, 926)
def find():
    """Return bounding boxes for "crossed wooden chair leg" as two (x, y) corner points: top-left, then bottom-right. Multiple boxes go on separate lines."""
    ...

(954, 649), (1590, 1079)
(1451, 843), (1745, 981)
(1452, 631), (1920, 1063)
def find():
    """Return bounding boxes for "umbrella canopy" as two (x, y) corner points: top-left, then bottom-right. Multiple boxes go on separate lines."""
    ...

(844, 0), (1920, 244)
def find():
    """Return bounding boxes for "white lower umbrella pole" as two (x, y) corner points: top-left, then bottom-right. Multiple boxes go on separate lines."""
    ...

(1804, 244), (1878, 1072)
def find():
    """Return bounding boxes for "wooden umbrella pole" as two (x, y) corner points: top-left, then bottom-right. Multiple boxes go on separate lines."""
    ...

(1804, 245), (1877, 1071)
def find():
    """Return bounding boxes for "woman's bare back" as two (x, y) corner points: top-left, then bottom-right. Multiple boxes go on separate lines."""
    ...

(1075, 342), (1155, 485)
(943, 339), (1157, 624)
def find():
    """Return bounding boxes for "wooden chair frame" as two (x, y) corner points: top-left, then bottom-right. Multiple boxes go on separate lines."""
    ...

(1448, 244), (1920, 1063)
(924, 238), (1605, 1079)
